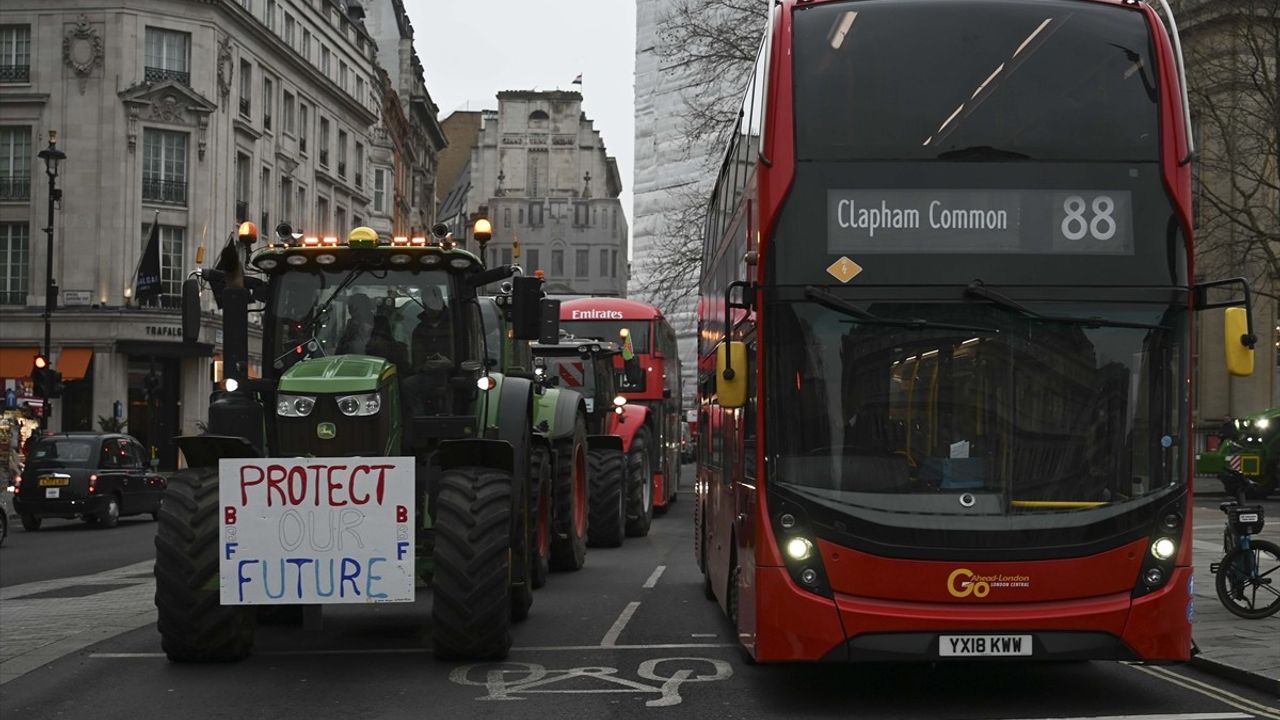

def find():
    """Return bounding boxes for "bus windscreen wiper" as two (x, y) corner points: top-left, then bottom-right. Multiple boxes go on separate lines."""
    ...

(936, 145), (1032, 161)
(804, 286), (1000, 334)
(963, 281), (1165, 330)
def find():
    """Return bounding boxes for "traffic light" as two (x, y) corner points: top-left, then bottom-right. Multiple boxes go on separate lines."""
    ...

(31, 355), (64, 399)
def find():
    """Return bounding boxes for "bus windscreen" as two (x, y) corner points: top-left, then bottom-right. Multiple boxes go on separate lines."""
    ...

(793, 0), (1160, 163)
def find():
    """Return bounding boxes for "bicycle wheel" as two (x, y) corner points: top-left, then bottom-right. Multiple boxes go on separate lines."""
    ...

(1214, 539), (1280, 619)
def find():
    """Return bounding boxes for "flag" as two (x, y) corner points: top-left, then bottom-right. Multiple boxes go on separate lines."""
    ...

(572, 73), (583, 85)
(135, 214), (162, 302)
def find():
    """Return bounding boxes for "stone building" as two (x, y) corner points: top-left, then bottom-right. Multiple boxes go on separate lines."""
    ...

(0, 0), (391, 466)
(1176, 0), (1279, 431)
(450, 91), (628, 296)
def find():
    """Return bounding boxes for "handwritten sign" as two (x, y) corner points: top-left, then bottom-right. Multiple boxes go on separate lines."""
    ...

(219, 457), (415, 605)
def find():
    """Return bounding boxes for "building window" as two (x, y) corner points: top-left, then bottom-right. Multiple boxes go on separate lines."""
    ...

(317, 195), (329, 232)
(260, 166), (271, 230)
(319, 117), (330, 166)
(574, 202), (588, 226)
(279, 176), (292, 227)
(298, 103), (309, 152)
(140, 224), (186, 307)
(611, 250), (618, 278)
(529, 202), (543, 226)
(504, 207), (511, 228)
(235, 152), (251, 221)
(339, 62), (348, 92)
(575, 249), (589, 278)
(356, 76), (365, 103)
(262, 75), (274, 131)
(142, 129), (188, 205)
(354, 143), (363, 188)
(238, 60), (252, 117)
(0, 125), (31, 201)
(337, 131), (347, 177)
(518, 207), (524, 225)
(0, 222), (28, 305)
(282, 91), (295, 135)
(599, 248), (609, 277)
(0, 25), (31, 83)
(551, 248), (564, 277)
(302, 29), (311, 62)
(527, 248), (540, 274)
(265, 0), (276, 31)
(373, 168), (385, 213)
(284, 13), (296, 47)
(501, 248), (513, 266)
(321, 47), (331, 76)
(336, 206), (347, 233)
(144, 28), (191, 85)
(296, 185), (306, 227)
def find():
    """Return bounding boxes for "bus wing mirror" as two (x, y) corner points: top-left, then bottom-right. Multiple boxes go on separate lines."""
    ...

(181, 278), (202, 344)
(716, 341), (747, 409)
(1223, 307), (1254, 377)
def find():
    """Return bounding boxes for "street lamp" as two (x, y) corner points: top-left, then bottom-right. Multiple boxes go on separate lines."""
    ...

(36, 131), (66, 429)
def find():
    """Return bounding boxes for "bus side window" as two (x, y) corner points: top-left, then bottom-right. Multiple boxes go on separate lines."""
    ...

(744, 340), (757, 479)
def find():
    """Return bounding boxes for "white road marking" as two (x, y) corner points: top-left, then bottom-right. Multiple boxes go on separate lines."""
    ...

(1126, 663), (1280, 720)
(690, 633), (718, 638)
(600, 601), (641, 647)
(642, 565), (667, 589)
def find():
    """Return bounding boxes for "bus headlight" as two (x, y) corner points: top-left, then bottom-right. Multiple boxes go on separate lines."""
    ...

(277, 394), (316, 417)
(613, 395), (627, 407)
(785, 537), (814, 561)
(1151, 537), (1177, 560)
(337, 392), (381, 417)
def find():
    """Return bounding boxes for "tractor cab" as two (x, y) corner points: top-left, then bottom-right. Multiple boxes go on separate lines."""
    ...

(531, 336), (628, 434)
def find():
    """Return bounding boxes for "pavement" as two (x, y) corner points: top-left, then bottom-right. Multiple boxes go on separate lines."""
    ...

(1, 503), (1277, 697)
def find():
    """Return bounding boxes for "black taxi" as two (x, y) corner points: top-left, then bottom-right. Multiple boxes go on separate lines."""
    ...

(14, 433), (166, 530)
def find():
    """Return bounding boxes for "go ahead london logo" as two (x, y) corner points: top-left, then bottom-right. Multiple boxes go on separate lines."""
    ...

(946, 568), (1032, 598)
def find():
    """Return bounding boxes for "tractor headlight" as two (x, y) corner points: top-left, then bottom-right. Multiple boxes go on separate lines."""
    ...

(277, 394), (317, 417)
(1255, 418), (1270, 430)
(336, 392), (381, 417)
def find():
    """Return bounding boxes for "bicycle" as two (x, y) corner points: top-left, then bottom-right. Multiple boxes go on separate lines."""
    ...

(1209, 470), (1280, 619)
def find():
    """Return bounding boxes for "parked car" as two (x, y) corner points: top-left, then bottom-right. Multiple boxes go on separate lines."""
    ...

(13, 432), (166, 530)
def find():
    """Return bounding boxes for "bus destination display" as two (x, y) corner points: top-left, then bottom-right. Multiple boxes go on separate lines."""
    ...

(827, 189), (1134, 255)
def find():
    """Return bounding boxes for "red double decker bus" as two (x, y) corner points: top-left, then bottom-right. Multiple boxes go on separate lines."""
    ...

(561, 298), (684, 530)
(696, 0), (1258, 663)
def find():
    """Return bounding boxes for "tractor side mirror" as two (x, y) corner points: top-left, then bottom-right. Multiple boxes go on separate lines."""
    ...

(182, 278), (202, 344)
(510, 276), (544, 340)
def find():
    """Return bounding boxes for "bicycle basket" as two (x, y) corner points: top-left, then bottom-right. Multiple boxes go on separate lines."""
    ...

(1227, 505), (1265, 535)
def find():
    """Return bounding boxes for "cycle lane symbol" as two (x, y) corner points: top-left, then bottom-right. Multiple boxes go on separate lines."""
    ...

(448, 657), (733, 707)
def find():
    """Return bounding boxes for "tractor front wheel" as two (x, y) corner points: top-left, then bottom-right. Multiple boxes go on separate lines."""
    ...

(587, 448), (626, 548)
(432, 466), (515, 661)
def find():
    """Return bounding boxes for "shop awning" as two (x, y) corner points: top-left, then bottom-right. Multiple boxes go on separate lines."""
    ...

(59, 347), (94, 381)
(0, 347), (39, 379)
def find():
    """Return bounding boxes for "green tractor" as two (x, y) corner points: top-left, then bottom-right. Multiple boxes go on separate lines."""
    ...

(479, 296), (590, 578)
(154, 223), (559, 662)
(1196, 407), (1279, 499)
(530, 336), (647, 548)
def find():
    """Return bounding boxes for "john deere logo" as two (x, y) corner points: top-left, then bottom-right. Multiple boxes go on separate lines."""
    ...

(316, 422), (336, 440)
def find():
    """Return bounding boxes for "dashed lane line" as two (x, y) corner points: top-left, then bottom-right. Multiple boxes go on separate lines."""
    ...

(642, 565), (667, 589)
(600, 601), (641, 647)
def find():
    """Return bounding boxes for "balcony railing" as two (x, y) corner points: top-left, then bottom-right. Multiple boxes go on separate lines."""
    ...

(0, 174), (30, 201)
(239, 98), (251, 117)
(0, 64), (30, 83)
(142, 177), (188, 205)
(144, 66), (190, 85)
(0, 289), (27, 305)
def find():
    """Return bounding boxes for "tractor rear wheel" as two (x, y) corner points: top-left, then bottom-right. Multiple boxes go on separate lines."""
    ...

(625, 427), (655, 537)
(432, 466), (515, 660)
(154, 467), (255, 662)
(587, 448), (626, 548)
(549, 416), (588, 571)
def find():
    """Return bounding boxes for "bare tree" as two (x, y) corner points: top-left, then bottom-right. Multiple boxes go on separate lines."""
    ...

(1182, 0), (1279, 300)
(633, 0), (766, 310)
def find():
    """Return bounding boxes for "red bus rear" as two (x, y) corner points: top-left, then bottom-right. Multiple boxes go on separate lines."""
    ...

(561, 297), (683, 511)
(695, 0), (1257, 663)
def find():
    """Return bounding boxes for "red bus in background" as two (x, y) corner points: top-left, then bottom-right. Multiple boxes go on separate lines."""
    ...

(696, 0), (1257, 663)
(561, 298), (683, 525)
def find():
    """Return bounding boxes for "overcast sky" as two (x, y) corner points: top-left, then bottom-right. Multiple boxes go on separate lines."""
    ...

(404, 1), (638, 233)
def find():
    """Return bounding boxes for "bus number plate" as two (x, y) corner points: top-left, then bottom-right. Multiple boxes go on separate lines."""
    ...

(939, 634), (1032, 657)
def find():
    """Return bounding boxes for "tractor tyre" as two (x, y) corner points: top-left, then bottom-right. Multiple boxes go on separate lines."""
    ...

(586, 448), (626, 548)
(625, 427), (655, 537)
(548, 416), (588, 572)
(154, 467), (255, 662)
(529, 445), (552, 589)
(432, 466), (515, 661)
